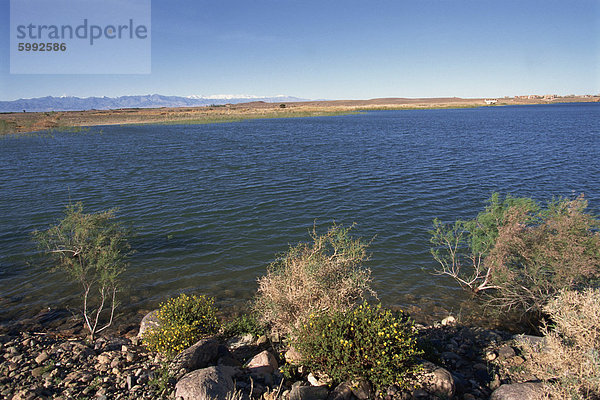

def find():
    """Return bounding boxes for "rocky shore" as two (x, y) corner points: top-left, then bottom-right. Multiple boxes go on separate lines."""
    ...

(0, 313), (545, 400)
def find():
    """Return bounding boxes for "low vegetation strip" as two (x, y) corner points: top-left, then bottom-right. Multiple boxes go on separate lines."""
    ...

(2, 95), (597, 134)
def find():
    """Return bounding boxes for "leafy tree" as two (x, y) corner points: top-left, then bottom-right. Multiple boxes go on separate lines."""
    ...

(34, 203), (130, 339)
(431, 193), (600, 320)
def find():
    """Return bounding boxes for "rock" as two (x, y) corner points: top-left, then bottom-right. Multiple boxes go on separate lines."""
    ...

(486, 350), (498, 361)
(497, 345), (516, 359)
(474, 368), (491, 382)
(35, 351), (49, 364)
(97, 353), (111, 365)
(138, 310), (161, 338)
(419, 361), (455, 399)
(289, 385), (329, 400)
(268, 332), (281, 343)
(490, 375), (502, 390)
(490, 382), (545, 400)
(170, 338), (219, 374)
(328, 381), (352, 400)
(513, 334), (547, 351)
(226, 334), (255, 350)
(218, 354), (242, 368)
(246, 350), (278, 375)
(412, 389), (429, 398)
(31, 366), (45, 377)
(350, 380), (371, 400)
(175, 366), (235, 400)
(441, 351), (461, 362)
(285, 347), (303, 364)
(441, 316), (456, 326)
(307, 372), (331, 387)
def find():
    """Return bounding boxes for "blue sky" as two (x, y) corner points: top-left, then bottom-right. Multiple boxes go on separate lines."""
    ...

(1, 0), (599, 101)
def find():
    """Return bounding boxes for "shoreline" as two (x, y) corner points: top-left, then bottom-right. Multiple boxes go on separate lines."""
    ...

(1, 96), (597, 135)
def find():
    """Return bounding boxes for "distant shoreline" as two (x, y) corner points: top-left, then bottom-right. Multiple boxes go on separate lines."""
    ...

(1, 96), (597, 135)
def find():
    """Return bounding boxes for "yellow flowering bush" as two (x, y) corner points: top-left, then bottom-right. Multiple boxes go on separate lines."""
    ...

(143, 294), (220, 358)
(292, 304), (422, 391)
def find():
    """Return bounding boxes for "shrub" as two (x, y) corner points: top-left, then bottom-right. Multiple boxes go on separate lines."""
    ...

(143, 293), (220, 357)
(430, 194), (600, 320)
(291, 304), (422, 391)
(517, 289), (600, 399)
(223, 313), (265, 338)
(254, 223), (376, 336)
(33, 202), (130, 340)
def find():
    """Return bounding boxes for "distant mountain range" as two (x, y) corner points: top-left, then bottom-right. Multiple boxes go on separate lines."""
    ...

(0, 94), (308, 113)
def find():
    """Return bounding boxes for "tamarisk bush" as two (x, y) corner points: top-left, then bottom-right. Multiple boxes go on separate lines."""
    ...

(431, 193), (600, 321)
(34, 203), (131, 339)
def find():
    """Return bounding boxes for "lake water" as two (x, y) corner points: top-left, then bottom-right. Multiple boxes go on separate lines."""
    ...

(1, 103), (599, 326)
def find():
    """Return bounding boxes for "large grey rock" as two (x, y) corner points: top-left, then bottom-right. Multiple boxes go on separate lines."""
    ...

(175, 366), (236, 400)
(246, 350), (278, 375)
(137, 310), (160, 338)
(490, 382), (545, 400)
(419, 361), (455, 399)
(289, 385), (329, 400)
(170, 338), (220, 375)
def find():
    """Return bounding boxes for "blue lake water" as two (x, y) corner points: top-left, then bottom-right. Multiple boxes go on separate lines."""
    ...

(1, 103), (599, 325)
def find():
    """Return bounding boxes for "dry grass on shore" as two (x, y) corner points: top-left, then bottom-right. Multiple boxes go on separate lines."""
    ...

(1, 95), (597, 135)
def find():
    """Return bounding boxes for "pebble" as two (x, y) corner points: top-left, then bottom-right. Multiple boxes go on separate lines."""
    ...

(35, 351), (49, 364)
(0, 331), (171, 399)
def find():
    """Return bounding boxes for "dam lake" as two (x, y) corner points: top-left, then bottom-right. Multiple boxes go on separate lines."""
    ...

(1, 103), (599, 327)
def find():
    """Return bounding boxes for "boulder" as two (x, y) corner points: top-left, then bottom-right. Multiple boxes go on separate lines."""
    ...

(175, 366), (236, 400)
(490, 382), (545, 400)
(289, 385), (329, 400)
(419, 361), (455, 398)
(137, 310), (160, 338)
(350, 380), (371, 400)
(327, 381), (352, 400)
(226, 334), (255, 350)
(246, 350), (278, 375)
(170, 338), (220, 376)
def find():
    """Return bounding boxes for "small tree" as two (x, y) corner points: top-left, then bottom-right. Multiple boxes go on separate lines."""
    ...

(430, 193), (600, 320)
(34, 203), (130, 339)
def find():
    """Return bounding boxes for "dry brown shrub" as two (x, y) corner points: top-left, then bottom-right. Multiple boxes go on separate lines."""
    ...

(518, 289), (600, 399)
(254, 223), (376, 337)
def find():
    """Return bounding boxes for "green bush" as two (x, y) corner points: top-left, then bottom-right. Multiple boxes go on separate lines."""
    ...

(254, 223), (376, 336)
(223, 313), (265, 337)
(430, 194), (600, 321)
(143, 293), (220, 357)
(291, 304), (422, 391)
(33, 202), (130, 340)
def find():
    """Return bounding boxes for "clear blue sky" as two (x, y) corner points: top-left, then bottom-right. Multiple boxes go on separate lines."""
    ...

(1, 0), (599, 101)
